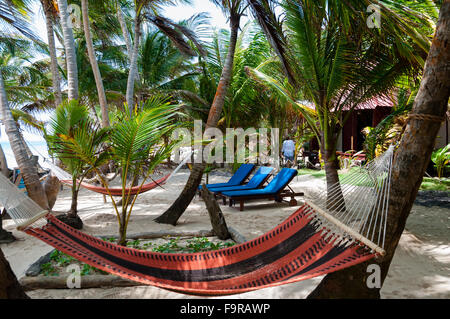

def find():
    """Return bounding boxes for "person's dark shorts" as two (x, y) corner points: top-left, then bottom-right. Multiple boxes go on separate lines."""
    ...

(285, 155), (294, 161)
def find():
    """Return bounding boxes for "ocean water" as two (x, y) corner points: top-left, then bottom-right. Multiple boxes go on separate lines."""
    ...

(0, 140), (50, 169)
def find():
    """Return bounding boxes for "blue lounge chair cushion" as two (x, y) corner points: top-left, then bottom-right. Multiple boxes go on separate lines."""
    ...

(221, 168), (297, 198)
(198, 163), (255, 190)
(207, 166), (274, 193)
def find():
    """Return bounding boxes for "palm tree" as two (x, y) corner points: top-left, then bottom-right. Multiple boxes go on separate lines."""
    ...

(46, 100), (105, 226)
(0, 0), (39, 41)
(308, 0), (450, 298)
(0, 142), (7, 176)
(0, 1), (49, 209)
(80, 0), (109, 128)
(125, 0), (206, 114)
(155, 0), (247, 225)
(116, 0), (133, 60)
(41, 0), (63, 107)
(57, 0), (79, 100)
(50, 98), (179, 245)
(247, 0), (433, 198)
(0, 64), (30, 298)
(0, 70), (49, 210)
(136, 27), (197, 102)
(108, 100), (178, 244)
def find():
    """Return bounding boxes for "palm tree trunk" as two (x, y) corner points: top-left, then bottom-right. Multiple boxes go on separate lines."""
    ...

(308, 1), (450, 298)
(0, 248), (29, 299)
(117, 5), (132, 63)
(321, 130), (345, 209)
(0, 143), (13, 243)
(117, 4), (141, 85)
(125, 13), (141, 113)
(81, 0), (109, 128)
(154, 15), (241, 225)
(0, 70), (49, 210)
(42, 0), (62, 107)
(57, 0), (78, 101)
(67, 176), (78, 217)
(0, 144), (8, 177)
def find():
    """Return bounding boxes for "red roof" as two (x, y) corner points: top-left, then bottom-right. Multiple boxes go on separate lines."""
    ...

(298, 95), (396, 112)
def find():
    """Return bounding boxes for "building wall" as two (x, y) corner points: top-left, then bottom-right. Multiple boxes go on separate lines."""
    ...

(340, 106), (393, 152)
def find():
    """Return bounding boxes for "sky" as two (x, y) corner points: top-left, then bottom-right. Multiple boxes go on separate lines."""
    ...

(0, 0), (234, 143)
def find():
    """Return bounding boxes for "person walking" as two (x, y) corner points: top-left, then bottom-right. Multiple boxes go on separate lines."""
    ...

(282, 136), (296, 167)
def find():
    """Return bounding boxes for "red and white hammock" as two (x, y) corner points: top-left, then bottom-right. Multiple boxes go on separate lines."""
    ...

(43, 153), (191, 196)
(59, 175), (170, 196)
(0, 147), (394, 296)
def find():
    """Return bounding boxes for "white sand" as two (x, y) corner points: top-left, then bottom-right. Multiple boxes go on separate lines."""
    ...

(1, 169), (449, 299)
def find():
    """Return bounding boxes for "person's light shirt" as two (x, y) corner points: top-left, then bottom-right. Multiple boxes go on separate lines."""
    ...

(282, 140), (296, 157)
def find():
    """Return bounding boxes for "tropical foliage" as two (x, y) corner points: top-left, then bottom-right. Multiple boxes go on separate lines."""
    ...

(46, 98), (179, 244)
(432, 144), (450, 179)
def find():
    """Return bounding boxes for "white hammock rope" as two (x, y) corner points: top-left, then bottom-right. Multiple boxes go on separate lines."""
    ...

(0, 173), (49, 230)
(305, 145), (394, 255)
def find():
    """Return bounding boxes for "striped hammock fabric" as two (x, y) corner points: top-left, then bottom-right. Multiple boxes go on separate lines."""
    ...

(23, 206), (377, 296)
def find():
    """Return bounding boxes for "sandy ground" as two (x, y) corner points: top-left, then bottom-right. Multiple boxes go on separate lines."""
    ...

(1, 168), (449, 299)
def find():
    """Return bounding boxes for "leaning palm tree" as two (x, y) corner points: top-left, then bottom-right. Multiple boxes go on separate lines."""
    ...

(155, 0), (248, 225)
(0, 67), (30, 297)
(0, 2), (49, 210)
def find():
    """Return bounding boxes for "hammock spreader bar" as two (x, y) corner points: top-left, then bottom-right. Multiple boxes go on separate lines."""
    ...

(23, 206), (377, 296)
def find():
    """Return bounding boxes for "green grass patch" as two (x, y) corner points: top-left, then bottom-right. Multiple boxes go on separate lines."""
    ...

(152, 237), (235, 253)
(420, 177), (450, 192)
(40, 249), (108, 277)
(297, 168), (326, 178)
(298, 168), (450, 192)
(39, 237), (236, 276)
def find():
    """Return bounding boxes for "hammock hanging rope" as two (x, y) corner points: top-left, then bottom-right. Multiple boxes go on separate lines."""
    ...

(0, 147), (394, 296)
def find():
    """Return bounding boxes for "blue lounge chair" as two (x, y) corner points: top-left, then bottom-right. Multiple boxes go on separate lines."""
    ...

(206, 166), (274, 195)
(12, 169), (27, 193)
(198, 163), (255, 191)
(220, 168), (303, 211)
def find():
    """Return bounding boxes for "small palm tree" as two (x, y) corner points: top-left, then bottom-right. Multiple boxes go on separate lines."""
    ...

(109, 99), (178, 244)
(46, 100), (109, 226)
(49, 97), (179, 245)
